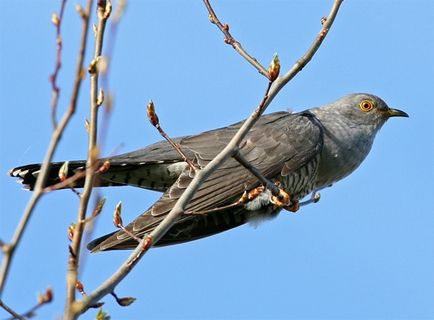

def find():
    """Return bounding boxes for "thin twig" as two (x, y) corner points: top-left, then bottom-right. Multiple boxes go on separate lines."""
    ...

(64, 1), (111, 318)
(71, 0), (342, 315)
(147, 100), (198, 171)
(203, 0), (268, 77)
(98, 0), (127, 155)
(42, 170), (86, 193)
(267, 0), (343, 103)
(0, 0), (93, 296)
(0, 299), (25, 320)
(9, 287), (53, 320)
(50, 0), (67, 128)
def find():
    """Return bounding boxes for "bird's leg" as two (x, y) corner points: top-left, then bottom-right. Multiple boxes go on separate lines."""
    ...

(299, 191), (321, 207)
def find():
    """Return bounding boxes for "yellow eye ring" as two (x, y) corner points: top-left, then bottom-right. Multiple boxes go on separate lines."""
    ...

(359, 99), (374, 112)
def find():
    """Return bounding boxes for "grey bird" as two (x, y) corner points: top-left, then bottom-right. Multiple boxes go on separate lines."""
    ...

(9, 93), (408, 251)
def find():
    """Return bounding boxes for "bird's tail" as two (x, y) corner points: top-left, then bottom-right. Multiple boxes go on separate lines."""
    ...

(8, 161), (126, 191)
(9, 161), (86, 190)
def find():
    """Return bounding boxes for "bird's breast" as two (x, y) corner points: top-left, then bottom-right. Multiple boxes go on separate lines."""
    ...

(314, 125), (375, 189)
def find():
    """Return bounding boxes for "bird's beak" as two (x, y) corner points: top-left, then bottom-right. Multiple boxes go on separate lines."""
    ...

(384, 108), (409, 118)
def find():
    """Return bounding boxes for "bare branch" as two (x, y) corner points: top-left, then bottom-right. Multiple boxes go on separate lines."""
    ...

(1, 287), (53, 320)
(203, 0), (268, 77)
(147, 100), (198, 171)
(0, 0), (93, 296)
(64, 0), (111, 317)
(267, 0), (343, 102)
(50, 0), (67, 128)
(0, 299), (25, 320)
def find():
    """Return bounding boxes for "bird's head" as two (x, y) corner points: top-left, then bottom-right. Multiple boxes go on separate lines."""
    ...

(333, 93), (408, 127)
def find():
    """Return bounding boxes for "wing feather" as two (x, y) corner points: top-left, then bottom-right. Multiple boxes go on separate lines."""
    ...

(89, 111), (324, 250)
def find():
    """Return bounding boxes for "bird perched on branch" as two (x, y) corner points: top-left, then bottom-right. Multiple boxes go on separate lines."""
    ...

(9, 93), (408, 251)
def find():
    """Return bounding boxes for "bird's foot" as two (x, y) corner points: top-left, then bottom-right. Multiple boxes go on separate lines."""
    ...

(282, 200), (300, 213)
(270, 187), (300, 213)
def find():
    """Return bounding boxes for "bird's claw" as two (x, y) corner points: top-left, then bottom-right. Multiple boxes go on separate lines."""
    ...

(270, 188), (300, 213)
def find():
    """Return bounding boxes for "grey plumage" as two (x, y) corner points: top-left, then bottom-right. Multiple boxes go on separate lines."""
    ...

(9, 93), (408, 251)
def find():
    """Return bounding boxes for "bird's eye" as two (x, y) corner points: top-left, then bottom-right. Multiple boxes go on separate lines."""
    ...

(359, 100), (374, 112)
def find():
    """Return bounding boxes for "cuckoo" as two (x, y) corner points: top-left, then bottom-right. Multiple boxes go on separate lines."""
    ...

(9, 93), (408, 251)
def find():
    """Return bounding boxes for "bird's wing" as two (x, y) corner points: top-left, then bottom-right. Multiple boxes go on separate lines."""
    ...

(9, 112), (290, 191)
(88, 111), (323, 251)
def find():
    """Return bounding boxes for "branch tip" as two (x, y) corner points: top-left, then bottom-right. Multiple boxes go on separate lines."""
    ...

(68, 223), (76, 242)
(51, 12), (60, 26)
(110, 292), (136, 307)
(75, 4), (87, 19)
(113, 201), (123, 228)
(97, 88), (105, 107)
(58, 161), (69, 182)
(146, 100), (159, 127)
(92, 196), (107, 218)
(268, 53), (280, 81)
(37, 287), (53, 305)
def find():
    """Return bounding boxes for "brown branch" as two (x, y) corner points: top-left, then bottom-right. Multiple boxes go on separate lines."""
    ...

(0, 0), (93, 296)
(146, 100), (198, 171)
(50, 0), (67, 128)
(267, 0), (343, 102)
(64, 1), (111, 318)
(98, 0), (126, 155)
(203, 0), (268, 77)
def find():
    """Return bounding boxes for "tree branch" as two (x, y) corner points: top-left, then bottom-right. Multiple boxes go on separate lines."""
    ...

(0, 299), (25, 320)
(0, 0), (93, 297)
(50, 0), (67, 129)
(203, 0), (268, 77)
(268, 0), (343, 102)
(64, 1), (111, 318)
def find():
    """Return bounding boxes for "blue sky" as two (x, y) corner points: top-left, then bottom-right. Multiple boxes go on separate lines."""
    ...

(1, 1), (433, 319)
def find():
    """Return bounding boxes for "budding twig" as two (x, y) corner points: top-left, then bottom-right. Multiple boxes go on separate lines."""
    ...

(0, 287), (53, 320)
(203, 0), (268, 77)
(110, 291), (136, 307)
(146, 100), (198, 171)
(49, 0), (67, 129)
(65, 1), (112, 317)
(112, 201), (142, 243)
